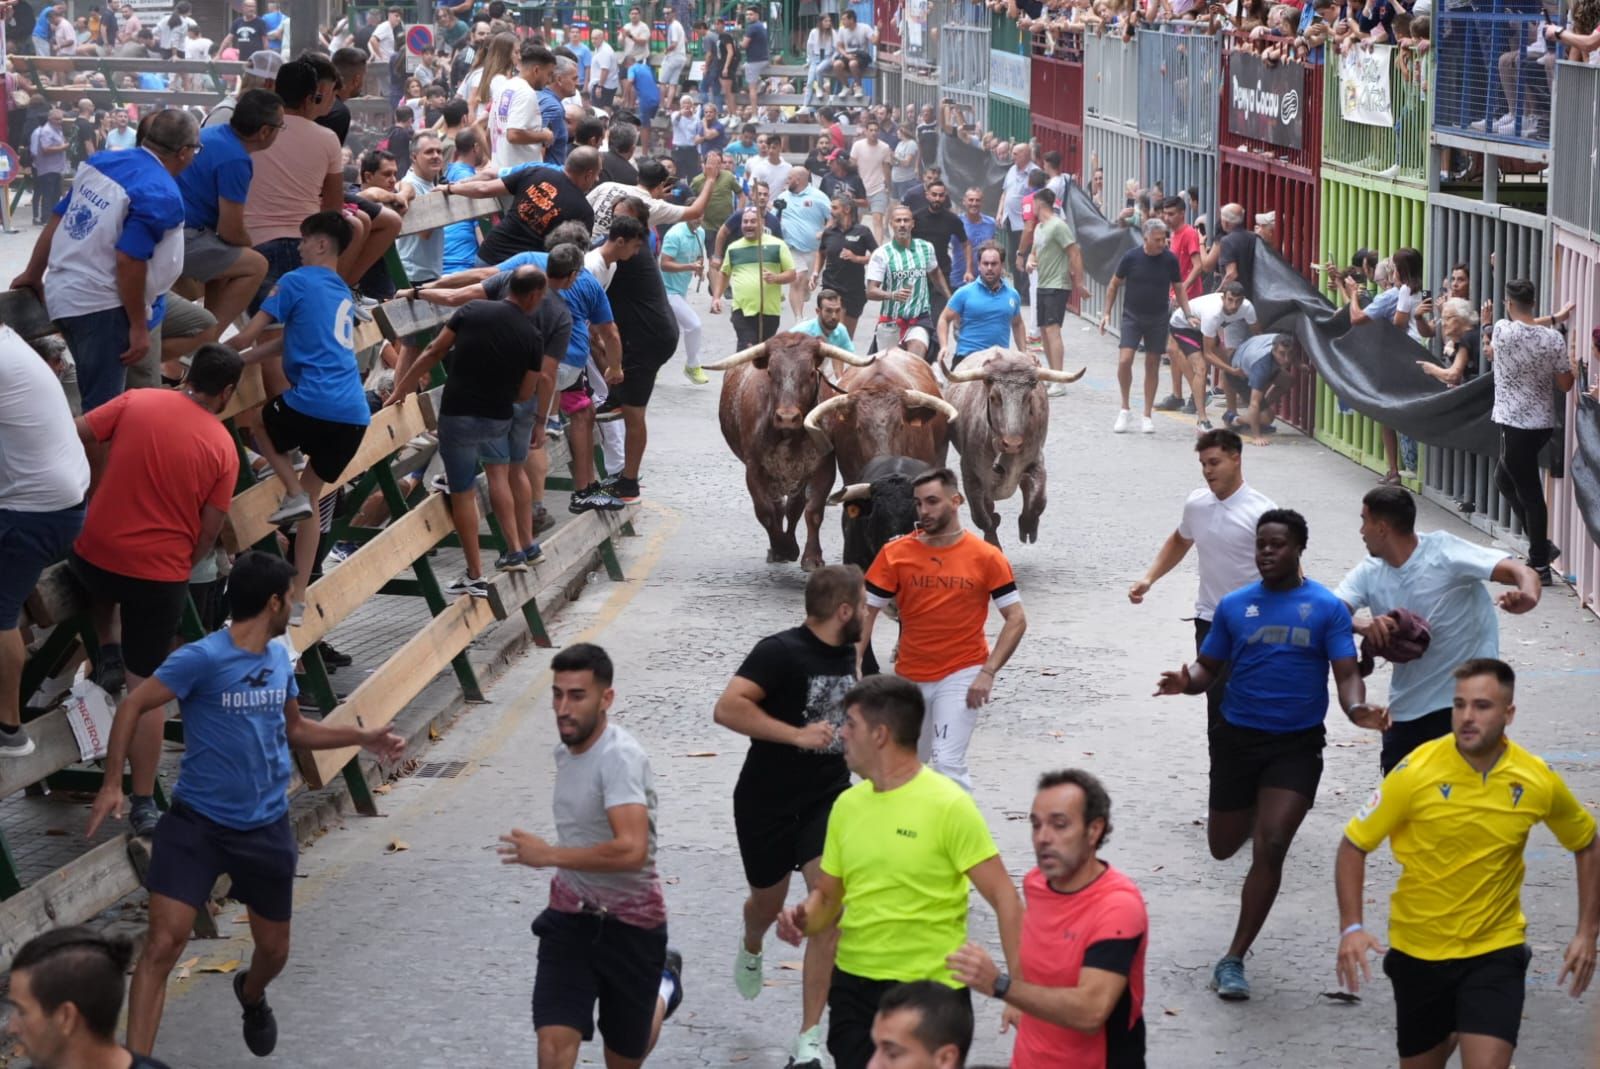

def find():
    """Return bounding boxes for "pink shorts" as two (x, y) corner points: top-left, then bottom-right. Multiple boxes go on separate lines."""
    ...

(559, 388), (592, 415)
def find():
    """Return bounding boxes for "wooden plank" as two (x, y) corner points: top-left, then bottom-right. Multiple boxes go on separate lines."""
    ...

(485, 506), (634, 620)
(18, 55), (246, 74)
(216, 362), (269, 423)
(0, 291), (59, 342)
(396, 190), (508, 236)
(22, 563), (82, 631)
(0, 708), (82, 802)
(288, 493), (452, 651)
(757, 123), (858, 138)
(0, 837), (143, 973)
(220, 394), (430, 553)
(375, 294), (455, 341)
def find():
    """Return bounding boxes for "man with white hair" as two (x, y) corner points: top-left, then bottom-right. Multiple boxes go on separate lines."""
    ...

(774, 166), (833, 321)
(1098, 218), (1195, 435)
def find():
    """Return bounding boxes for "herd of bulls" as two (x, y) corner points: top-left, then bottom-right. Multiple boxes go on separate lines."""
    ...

(710, 334), (1085, 572)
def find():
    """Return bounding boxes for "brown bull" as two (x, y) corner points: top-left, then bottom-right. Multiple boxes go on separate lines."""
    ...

(710, 332), (872, 569)
(802, 348), (959, 485)
(942, 346), (1084, 546)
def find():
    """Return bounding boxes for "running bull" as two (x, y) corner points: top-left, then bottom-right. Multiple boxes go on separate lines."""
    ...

(941, 346), (1084, 546)
(708, 332), (874, 570)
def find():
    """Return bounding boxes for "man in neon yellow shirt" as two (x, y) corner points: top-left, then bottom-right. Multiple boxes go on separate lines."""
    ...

(711, 206), (795, 349)
(1335, 657), (1600, 1068)
(777, 674), (1021, 1069)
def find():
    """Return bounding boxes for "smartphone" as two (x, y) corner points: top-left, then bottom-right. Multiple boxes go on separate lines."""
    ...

(1125, 197), (1136, 208)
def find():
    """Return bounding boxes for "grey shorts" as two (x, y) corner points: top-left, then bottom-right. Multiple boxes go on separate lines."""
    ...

(182, 227), (246, 282)
(744, 60), (768, 85)
(867, 189), (889, 215)
(660, 53), (687, 85)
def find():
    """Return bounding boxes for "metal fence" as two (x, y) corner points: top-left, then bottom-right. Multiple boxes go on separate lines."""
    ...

(1550, 61), (1600, 240)
(1549, 227), (1600, 614)
(1079, 119), (1142, 321)
(1136, 25), (1220, 149)
(1322, 45), (1430, 187)
(1141, 140), (1217, 242)
(900, 0), (944, 72)
(941, 19), (991, 131)
(1031, 30), (1084, 180)
(1083, 32), (1138, 127)
(1434, 2), (1553, 149)
(990, 98), (1032, 142)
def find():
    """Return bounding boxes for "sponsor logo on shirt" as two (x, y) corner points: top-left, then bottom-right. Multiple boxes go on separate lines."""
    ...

(64, 200), (100, 240)
(1298, 602), (1313, 621)
(906, 574), (976, 591)
(1438, 783), (1453, 800)
(1510, 782), (1524, 807)
(896, 827), (918, 838)
(1244, 604), (1260, 618)
(1356, 787), (1382, 820)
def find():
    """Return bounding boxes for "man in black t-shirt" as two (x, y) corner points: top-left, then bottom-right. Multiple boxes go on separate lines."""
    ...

(1217, 204), (1257, 296)
(387, 268), (547, 594)
(911, 180), (964, 324)
(713, 565), (864, 1069)
(221, 0), (269, 59)
(816, 196), (878, 338)
(1099, 219), (1195, 435)
(452, 148), (602, 264)
(597, 219), (678, 505)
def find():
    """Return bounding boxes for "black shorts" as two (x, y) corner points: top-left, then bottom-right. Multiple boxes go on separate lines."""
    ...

(530, 908), (667, 1059)
(610, 345), (674, 409)
(261, 396), (367, 484)
(845, 49), (872, 69)
(145, 800), (298, 923)
(1381, 707), (1453, 775)
(1207, 719), (1325, 812)
(66, 551), (188, 678)
(831, 287), (867, 319)
(1118, 311), (1169, 353)
(1036, 287), (1068, 329)
(733, 785), (846, 889)
(1384, 944), (1531, 1057)
(1171, 325), (1204, 355)
(829, 968), (970, 1069)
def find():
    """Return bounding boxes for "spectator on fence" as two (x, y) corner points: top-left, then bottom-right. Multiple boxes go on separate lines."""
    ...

(442, 131), (487, 272)
(544, 56), (575, 164)
(1345, 246), (1425, 483)
(590, 156), (721, 242)
(395, 131), (447, 285)
(454, 146), (601, 262)
(156, 0), (194, 57)
(623, 52), (661, 151)
(831, 8), (875, 101)
(175, 88), (278, 345)
(589, 30), (621, 108)
(204, 48), (281, 129)
(26, 108), (68, 225)
(1100, 218), (1195, 435)
(12, 108), (194, 413)
(804, 13), (837, 104)
(1419, 298), (1482, 387)
(670, 96), (704, 180)
(370, 6), (405, 105)
(602, 120), (641, 185)
(0, 328), (90, 759)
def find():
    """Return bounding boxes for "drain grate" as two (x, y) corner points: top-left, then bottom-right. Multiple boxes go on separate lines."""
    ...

(411, 760), (469, 780)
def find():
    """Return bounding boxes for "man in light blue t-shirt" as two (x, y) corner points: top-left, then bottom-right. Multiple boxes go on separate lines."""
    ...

(793, 289), (854, 350)
(660, 219), (709, 382)
(87, 552), (402, 1059)
(1335, 484), (1541, 774)
(937, 241), (1024, 367)
(773, 166), (833, 321)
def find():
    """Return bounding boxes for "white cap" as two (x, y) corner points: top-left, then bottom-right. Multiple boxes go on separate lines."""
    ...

(246, 50), (285, 79)
(1255, 210), (1276, 226)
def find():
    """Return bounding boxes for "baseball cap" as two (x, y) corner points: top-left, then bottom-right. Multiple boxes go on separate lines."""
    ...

(1255, 210), (1276, 226)
(247, 51), (285, 79)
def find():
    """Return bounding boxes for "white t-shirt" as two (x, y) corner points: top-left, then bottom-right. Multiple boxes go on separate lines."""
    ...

(159, 15), (196, 51)
(837, 23), (872, 53)
(592, 41), (620, 90)
(584, 247), (619, 291)
(490, 75), (544, 171)
(182, 34), (213, 60)
(621, 20), (650, 64)
(370, 19), (398, 60)
(1489, 318), (1568, 429)
(850, 138), (893, 197)
(0, 326), (90, 512)
(747, 155), (792, 197)
(665, 19), (687, 58)
(588, 181), (692, 232)
(1176, 482), (1276, 620)
(1171, 292), (1257, 346)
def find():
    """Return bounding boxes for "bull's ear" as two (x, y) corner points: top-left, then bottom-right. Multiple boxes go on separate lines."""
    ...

(904, 403), (939, 428)
(844, 499), (873, 518)
(752, 353), (772, 370)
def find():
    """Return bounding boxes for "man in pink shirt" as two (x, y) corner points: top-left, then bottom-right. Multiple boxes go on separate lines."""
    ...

(1155, 195), (1206, 414)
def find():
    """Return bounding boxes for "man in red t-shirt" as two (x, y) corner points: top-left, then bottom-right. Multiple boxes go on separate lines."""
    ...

(948, 769), (1148, 1069)
(68, 343), (242, 836)
(1155, 195), (1205, 416)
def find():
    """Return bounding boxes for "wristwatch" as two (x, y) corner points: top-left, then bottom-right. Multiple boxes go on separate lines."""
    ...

(992, 973), (1011, 1000)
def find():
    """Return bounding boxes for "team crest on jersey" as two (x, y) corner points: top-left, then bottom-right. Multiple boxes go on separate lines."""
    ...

(1438, 783), (1452, 800)
(1244, 604), (1260, 618)
(64, 200), (99, 241)
(1510, 782), (1524, 808)
(1356, 787), (1382, 820)
(1298, 602), (1313, 622)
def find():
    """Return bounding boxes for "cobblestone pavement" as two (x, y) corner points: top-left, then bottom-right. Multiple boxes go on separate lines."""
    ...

(4, 222), (1599, 1065)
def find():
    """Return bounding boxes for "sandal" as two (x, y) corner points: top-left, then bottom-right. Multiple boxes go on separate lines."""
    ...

(1378, 472), (1403, 486)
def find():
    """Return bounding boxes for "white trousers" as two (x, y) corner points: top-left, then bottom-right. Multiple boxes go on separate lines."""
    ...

(913, 664), (984, 792)
(586, 357), (628, 477)
(668, 293), (702, 368)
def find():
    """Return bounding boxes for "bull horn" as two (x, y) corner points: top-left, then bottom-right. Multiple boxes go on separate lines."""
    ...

(818, 343), (875, 367)
(1035, 365), (1088, 384)
(826, 482), (872, 506)
(803, 393), (854, 448)
(903, 389), (959, 422)
(946, 358), (988, 383)
(701, 340), (769, 371)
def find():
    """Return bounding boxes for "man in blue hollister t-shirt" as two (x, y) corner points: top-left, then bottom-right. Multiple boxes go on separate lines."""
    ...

(86, 552), (403, 1059)
(1156, 508), (1388, 1003)
(230, 211), (373, 625)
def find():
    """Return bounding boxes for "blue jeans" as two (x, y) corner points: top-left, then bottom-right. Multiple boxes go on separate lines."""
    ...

(0, 504), (85, 628)
(437, 414), (512, 492)
(251, 237), (302, 315)
(57, 307), (131, 412)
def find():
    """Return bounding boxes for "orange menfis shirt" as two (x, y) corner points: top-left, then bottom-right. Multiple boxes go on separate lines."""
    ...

(863, 530), (1020, 683)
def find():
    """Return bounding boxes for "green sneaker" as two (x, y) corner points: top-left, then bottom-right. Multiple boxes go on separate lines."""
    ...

(734, 939), (763, 1000)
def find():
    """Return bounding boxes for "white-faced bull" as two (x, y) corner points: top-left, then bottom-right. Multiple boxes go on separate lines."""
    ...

(708, 332), (873, 569)
(800, 348), (958, 487)
(942, 346), (1084, 545)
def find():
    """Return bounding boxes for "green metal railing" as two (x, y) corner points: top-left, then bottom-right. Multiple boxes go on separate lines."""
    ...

(1322, 48), (1430, 188)
(990, 98), (1031, 142)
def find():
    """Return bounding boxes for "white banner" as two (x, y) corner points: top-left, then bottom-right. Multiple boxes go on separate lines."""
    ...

(1339, 44), (1395, 127)
(991, 49), (1029, 104)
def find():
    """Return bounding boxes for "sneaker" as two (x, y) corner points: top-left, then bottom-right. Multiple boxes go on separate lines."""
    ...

(289, 602), (305, 627)
(1493, 112), (1517, 133)
(445, 574), (475, 594)
(663, 946), (685, 1020)
(1046, 382), (1068, 398)
(315, 641), (353, 668)
(233, 969), (279, 1056)
(1196, 419), (1215, 433)
(1211, 955), (1250, 1000)
(129, 796), (161, 838)
(466, 577), (490, 598)
(610, 476), (641, 504)
(684, 365), (709, 385)
(1220, 409), (1239, 426)
(1140, 416), (1156, 434)
(1180, 397), (1197, 415)
(1112, 409), (1131, 433)
(267, 492), (313, 526)
(1154, 393), (1183, 411)
(495, 550), (529, 573)
(545, 416), (565, 439)
(734, 939), (764, 1000)
(324, 540), (359, 567)
(533, 507), (556, 536)
(522, 543), (545, 564)
(570, 484), (626, 513)
(788, 1025), (826, 1069)
(1546, 541), (1563, 564)
(91, 656), (126, 697)
(1536, 564), (1555, 587)
(430, 472), (451, 494)
(0, 725), (36, 758)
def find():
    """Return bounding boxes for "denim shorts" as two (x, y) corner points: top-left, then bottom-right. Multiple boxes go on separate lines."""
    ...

(251, 237), (303, 315)
(437, 413), (512, 492)
(0, 505), (85, 629)
(57, 307), (131, 413)
(480, 396), (540, 466)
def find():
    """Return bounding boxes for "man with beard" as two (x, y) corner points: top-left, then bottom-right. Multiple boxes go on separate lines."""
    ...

(910, 179), (964, 328)
(714, 566), (866, 1069)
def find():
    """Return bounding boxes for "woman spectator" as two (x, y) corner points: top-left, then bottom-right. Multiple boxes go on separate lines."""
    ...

(1417, 298), (1481, 387)
(804, 14), (836, 104)
(463, 31), (517, 125)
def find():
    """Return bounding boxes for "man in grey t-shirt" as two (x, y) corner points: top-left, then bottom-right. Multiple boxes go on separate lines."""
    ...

(499, 643), (682, 1069)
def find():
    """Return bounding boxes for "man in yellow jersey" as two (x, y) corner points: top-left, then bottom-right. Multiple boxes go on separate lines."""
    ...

(860, 468), (1027, 791)
(1335, 658), (1600, 1068)
(775, 674), (1022, 1069)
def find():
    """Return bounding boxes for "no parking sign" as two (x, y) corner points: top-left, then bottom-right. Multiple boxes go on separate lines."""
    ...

(406, 24), (433, 55)
(0, 143), (18, 187)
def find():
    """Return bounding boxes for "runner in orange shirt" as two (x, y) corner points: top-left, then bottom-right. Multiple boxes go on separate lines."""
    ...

(859, 468), (1027, 790)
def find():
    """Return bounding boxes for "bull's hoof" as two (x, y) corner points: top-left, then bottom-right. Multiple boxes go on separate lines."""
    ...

(767, 545), (800, 563)
(1018, 516), (1040, 543)
(800, 556), (822, 573)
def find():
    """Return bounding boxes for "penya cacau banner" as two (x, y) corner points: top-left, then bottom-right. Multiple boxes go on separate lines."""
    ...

(1227, 52), (1307, 151)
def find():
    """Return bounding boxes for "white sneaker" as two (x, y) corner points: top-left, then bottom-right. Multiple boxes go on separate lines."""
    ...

(268, 492), (313, 525)
(1047, 382), (1068, 398)
(1493, 112), (1517, 132)
(734, 939), (763, 1000)
(791, 1025), (826, 1068)
(1112, 409), (1131, 433)
(1141, 416), (1156, 434)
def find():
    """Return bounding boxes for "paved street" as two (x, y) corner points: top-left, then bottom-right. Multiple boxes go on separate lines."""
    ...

(112, 284), (1600, 1069)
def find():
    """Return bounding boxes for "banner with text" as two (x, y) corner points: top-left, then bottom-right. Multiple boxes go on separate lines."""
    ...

(1226, 52), (1306, 150)
(990, 49), (1029, 104)
(1338, 44), (1395, 127)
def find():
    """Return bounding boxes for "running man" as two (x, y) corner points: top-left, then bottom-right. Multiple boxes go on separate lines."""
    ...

(1130, 428), (1276, 729)
(714, 566), (865, 1069)
(498, 643), (684, 1069)
(86, 552), (404, 1057)
(1154, 508), (1387, 1000)
(1098, 218), (1195, 435)
(860, 468), (1027, 791)
(937, 242), (1025, 370)
(775, 674), (1022, 1069)
(865, 204), (949, 360)
(1336, 658), (1600, 1068)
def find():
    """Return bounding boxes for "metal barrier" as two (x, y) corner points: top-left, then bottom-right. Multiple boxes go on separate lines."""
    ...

(941, 13), (993, 131)
(1141, 140), (1217, 242)
(1322, 45), (1430, 188)
(901, 65), (942, 119)
(1083, 31), (1138, 127)
(990, 98), (1032, 142)
(1079, 118), (1142, 322)
(1422, 192), (1550, 536)
(1550, 61), (1600, 240)
(988, 9), (1032, 141)
(1136, 25), (1221, 149)
(901, 0), (944, 72)
(1032, 29), (1085, 180)
(1549, 225), (1600, 615)
(1434, 1), (1553, 152)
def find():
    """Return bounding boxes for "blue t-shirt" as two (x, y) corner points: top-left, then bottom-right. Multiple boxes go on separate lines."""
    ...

(660, 222), (705, 298)
(177, 123), (254, 232)
(775, 183), (833, 257)
(947, 278), (1022, 358)
(538, 87), (568, 164)
(951, 213), (997, 285)
(744, 19), (770, 62)
(627, 62), (660, 111)
(442, 160), (481, 272)
(1200, 578), (1358, 732)
(572, 41), (593, 87)
(1231, 333), (1280, 393)
(698, 119), (728, 157)
(794, 316), (853, 349)
(496, 251), (614, 367)
(726, 139), (759, 180)
(260, 265), (372, 426)
(156, 630), (298, 830)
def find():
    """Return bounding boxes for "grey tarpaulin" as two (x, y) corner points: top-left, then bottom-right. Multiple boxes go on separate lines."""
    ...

(936, 133), (1011, 218)
(1571, 392), (1600, 546)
